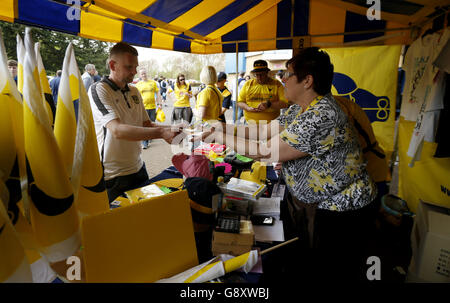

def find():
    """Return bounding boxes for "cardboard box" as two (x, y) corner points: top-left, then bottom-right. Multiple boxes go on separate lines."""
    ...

(212, 243), (253, 256)
(408, 200), (450, 283)
(212, 220), (255, 256)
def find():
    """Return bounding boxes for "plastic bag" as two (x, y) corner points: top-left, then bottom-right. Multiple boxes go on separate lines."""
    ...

(156, 108), (166, 122)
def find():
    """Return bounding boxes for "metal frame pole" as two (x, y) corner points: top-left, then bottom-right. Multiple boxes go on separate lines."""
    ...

(234, 42), (239, 125)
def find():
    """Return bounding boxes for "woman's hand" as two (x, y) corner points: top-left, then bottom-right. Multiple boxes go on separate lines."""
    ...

(246, 105), (263, 112)
(257, 102), (268, 111)
(172, 120), (189, 131)
(190, 130), (214, 143)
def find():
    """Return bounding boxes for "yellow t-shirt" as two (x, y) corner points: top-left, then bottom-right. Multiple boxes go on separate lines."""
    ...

(169, 82), (191, 107)
(196, 85), (223, 122)
(238, 78), (287, 123)
(135, 80), (159, 110)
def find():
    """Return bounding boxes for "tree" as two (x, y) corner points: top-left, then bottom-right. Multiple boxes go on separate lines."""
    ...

(157, 53), (226, 80)
(0, 21), (110, 76)
(138, 58), (160, 79)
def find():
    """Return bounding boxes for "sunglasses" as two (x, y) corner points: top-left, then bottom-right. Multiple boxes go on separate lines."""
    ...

(179, 78), (185, 81)
(283, 71), (295, 80)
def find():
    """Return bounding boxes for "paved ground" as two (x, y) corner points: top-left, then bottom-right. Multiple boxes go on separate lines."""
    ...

(141, 92), (235, 178)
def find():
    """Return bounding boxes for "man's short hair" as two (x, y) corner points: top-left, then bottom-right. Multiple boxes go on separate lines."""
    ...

(286, 47), (334, 96)
(56, 70), (62, 77)
(109, 42), (138, 59)
(7, 59), (17, 67)
(85, 63), (95, 72)
(239, 72), (245, 78)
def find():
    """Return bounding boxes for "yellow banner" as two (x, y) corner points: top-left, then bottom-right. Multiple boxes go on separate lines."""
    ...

(397, 117), (450, 212)
(325, 45), (402, 156)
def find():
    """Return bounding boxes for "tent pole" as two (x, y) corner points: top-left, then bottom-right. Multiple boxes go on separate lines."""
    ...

(235, 42), (239, 125)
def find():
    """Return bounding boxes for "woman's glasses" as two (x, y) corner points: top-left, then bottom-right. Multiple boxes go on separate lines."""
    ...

(283, 71), (295, 80)
(179, 78), (185, 81)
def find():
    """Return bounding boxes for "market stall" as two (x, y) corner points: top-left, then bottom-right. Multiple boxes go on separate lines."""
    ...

(1, 0), (449, 283)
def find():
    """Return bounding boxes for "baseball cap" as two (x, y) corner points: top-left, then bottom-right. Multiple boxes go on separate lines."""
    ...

(172, 153), (213, 181)
(251, 60), (270, 73)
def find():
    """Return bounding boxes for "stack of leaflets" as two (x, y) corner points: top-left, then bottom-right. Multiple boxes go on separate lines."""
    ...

(218, 178), (267, 201)
(125, 184), (167, 203)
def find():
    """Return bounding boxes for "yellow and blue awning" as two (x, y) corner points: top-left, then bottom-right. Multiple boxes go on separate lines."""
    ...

(1, 0), (448, 53)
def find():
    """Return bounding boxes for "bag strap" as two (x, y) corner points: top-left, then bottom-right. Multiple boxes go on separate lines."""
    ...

(208, 86), (222, 103)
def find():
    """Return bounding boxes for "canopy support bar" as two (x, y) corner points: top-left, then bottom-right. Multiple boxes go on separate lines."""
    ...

(48, 0), (210, 45)
(215, 26), (412, 45)
(235, 42), (239, 125)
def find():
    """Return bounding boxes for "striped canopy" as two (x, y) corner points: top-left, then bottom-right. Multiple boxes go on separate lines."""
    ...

(1, 0), (448, 53)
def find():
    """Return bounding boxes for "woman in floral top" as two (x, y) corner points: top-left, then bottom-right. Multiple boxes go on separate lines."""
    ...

(197, 47), (378, 281)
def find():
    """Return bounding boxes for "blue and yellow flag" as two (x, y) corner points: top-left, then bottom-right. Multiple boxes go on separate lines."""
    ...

(1, 30), (57, 282)
(16, 34), (25, 95)
(69, 46), (109, 218)
(54, 43), (77, 175)
(325, 45), (402, 157)
(35, 42), (56, 126)
(0, 30), (32, 250)
(157, 250), (258, 283)
(23, 28), (80, 262)
(0, 194), (32, 283)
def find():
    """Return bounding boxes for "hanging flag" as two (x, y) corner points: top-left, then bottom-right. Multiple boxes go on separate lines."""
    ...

(0, 29), (29, 226)
(23, 27), (80, 263)
(16, 34), (25, 95)
(0, 29), (33, 232)
(0, 48), (21, 220)
(157, 250), (258, 283)
(71, 48), (109, 218)
(0, 191), (32, 283)
(1, 30), (57, 282)
(12, 34), (31, 223)
(325, 45), (402, 158)
(35, 42), (56, 126)
(54, 43), (77, 175)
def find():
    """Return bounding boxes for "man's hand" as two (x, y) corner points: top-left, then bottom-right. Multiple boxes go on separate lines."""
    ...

(161, 127), (182, 144)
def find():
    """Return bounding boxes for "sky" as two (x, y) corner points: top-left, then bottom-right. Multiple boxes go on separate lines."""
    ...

(135, 46), (182, 64)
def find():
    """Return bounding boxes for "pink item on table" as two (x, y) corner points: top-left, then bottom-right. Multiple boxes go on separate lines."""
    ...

(172, 153), (213, 181)
(215, 163), (232, 174)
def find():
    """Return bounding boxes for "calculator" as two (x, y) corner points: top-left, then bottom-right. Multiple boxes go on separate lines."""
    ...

(215, 213), (241, 234)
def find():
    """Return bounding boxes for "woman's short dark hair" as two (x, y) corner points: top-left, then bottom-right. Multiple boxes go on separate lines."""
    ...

(286, 47), (334, 95)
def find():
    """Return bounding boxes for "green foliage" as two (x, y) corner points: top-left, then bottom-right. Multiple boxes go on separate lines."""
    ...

(0, 21), (110, 76)
(142, 52), (226, 81)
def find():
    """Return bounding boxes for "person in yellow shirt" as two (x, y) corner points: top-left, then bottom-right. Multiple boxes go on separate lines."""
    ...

(196, 66), (223, 123)
(168, 73), (193, 123)
(135, 69), (162, 149)
(238, 60), (288, 124)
